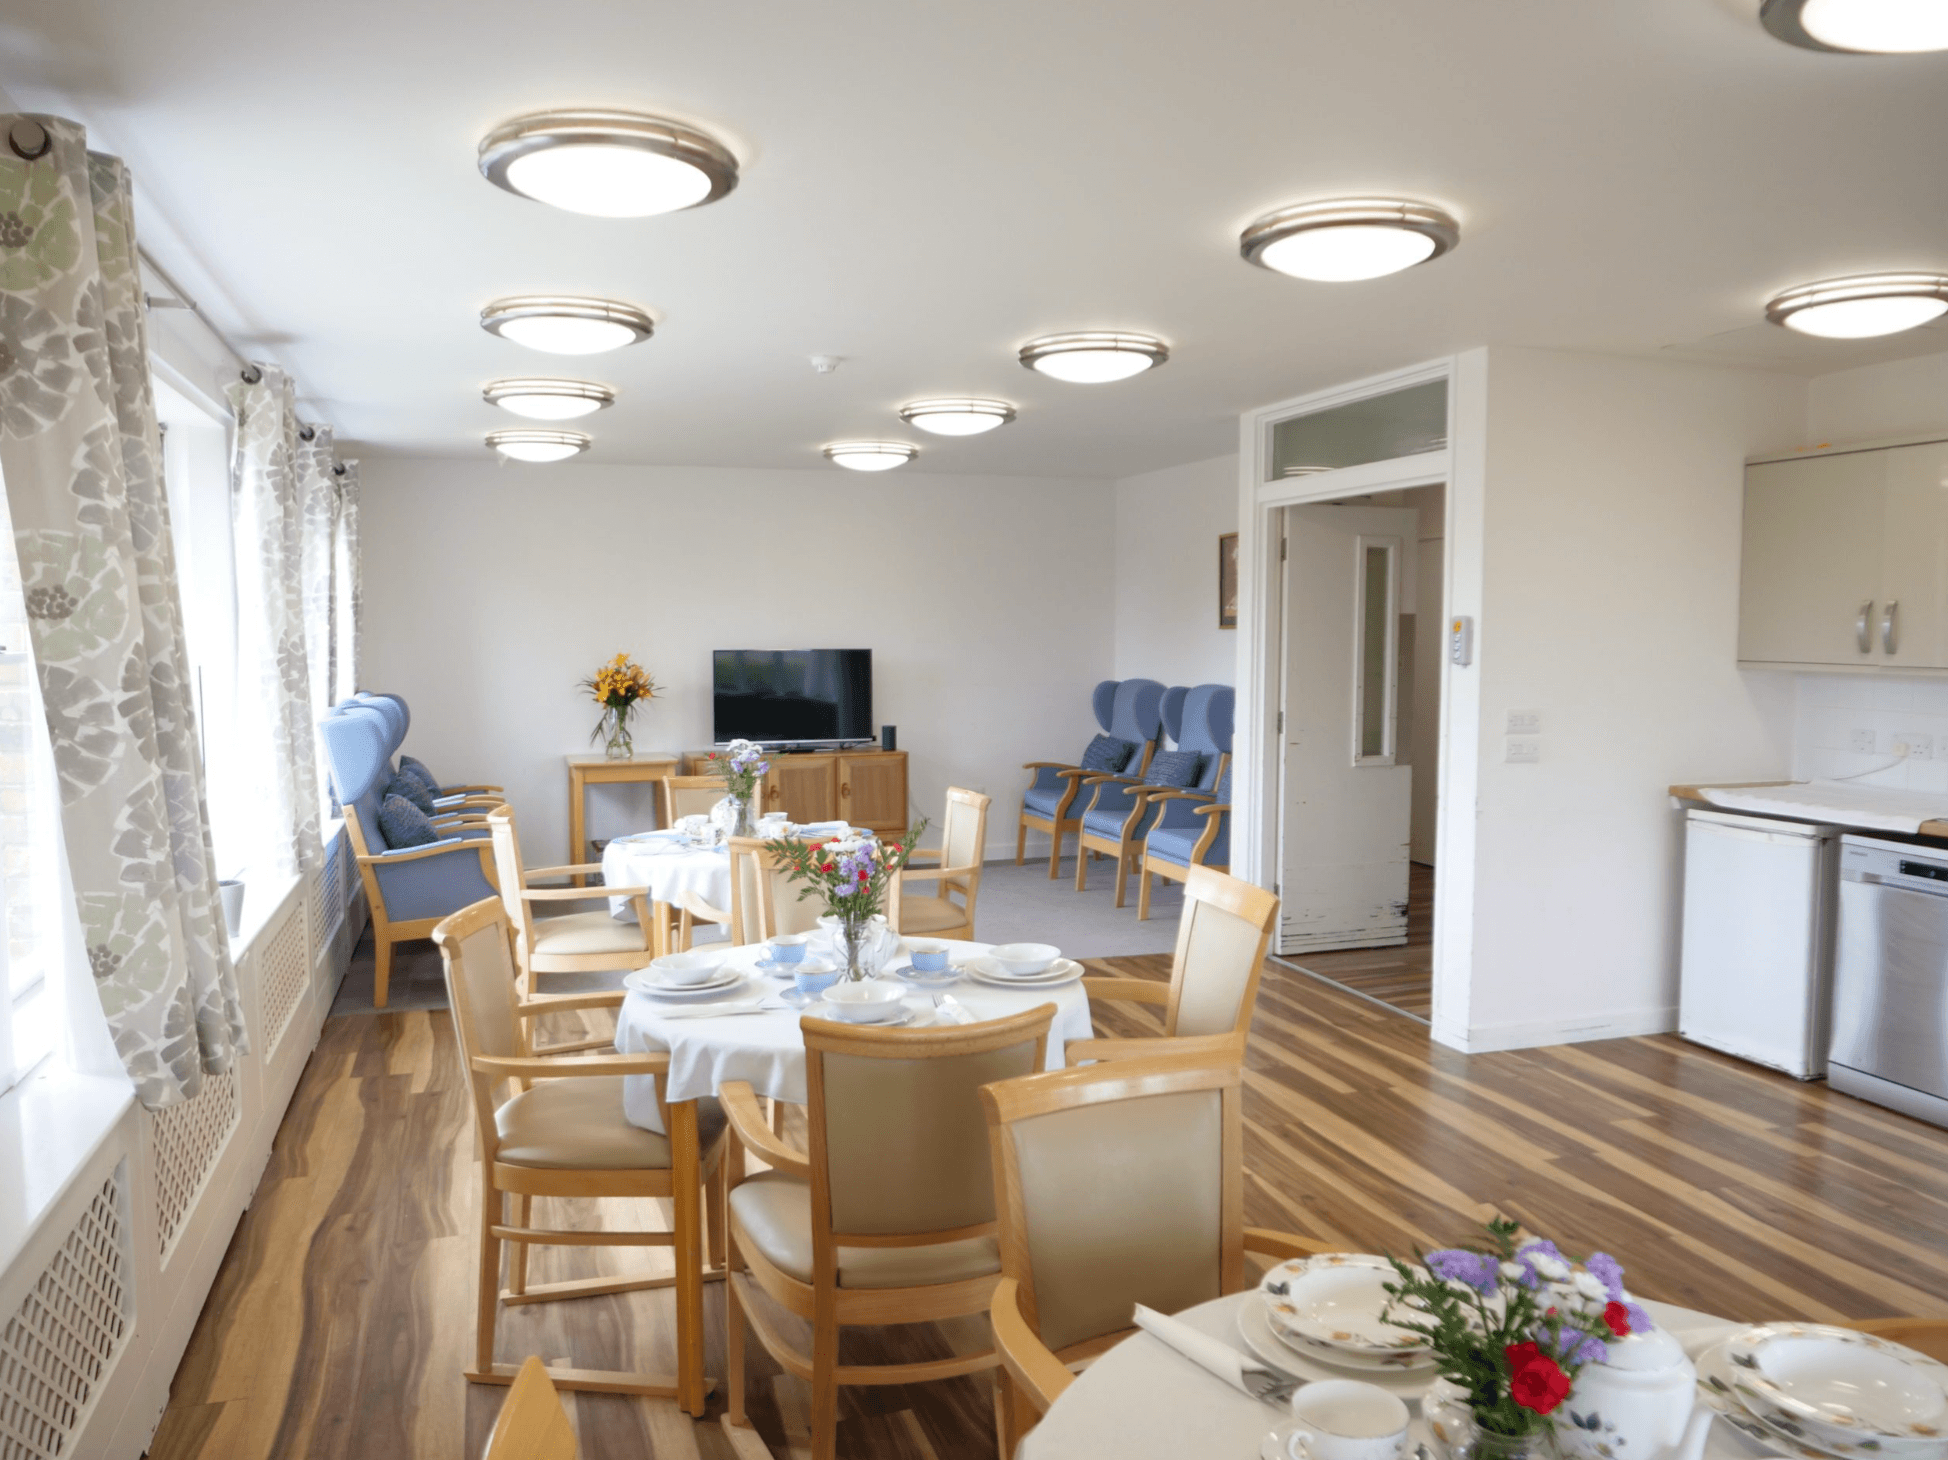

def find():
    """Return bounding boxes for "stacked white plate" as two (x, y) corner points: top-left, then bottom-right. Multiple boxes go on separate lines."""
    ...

(1696, 1324), (1948, 1460)
(1254, 1254), (1435, 1374)
(624, 955), (748, 999)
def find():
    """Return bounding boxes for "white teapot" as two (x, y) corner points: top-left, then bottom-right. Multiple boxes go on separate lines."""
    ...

(1558, 1324), (1708, 1460)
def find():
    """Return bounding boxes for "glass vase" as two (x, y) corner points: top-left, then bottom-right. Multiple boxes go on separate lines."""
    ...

(729, 794), (756, 838)
(602, 709), (634, 761)
(1424, 1397), (1559, 1460)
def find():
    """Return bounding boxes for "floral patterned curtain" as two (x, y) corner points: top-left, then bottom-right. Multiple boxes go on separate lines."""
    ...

(228, 367), (321, 880)
(0, 115), (246, 1109)
(296, 427), (336, 794)
(332, 457), (360, 704)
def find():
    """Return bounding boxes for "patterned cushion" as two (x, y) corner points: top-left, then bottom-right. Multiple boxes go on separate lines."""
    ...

(385, 772), (435, 814)
(399, 754), (441, 792)
(1144, 750), (1204, 788)
(1080, 734), (1137, 773)
(377, 793), (439, 850)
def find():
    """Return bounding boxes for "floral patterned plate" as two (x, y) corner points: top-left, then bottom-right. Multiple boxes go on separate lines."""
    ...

(1696, 1339), (1849, 1460)
(1236, 1295), (1435, 1397)
(1258, 1253), (1434, 1367)
(1724, 1324), (1948, 1459)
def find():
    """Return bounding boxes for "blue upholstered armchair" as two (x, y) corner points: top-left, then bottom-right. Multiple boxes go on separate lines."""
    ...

(1015, 679), (1165, 879)
(1076, 683), (1234, 909)
(320, 705), (499, 1007)
(348, 691), (504, 806)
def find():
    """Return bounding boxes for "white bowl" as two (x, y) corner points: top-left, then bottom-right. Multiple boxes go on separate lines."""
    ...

(991, 942), (1060, 976)
(653, 949), (728, 986)
(821, 979), (908, 1023)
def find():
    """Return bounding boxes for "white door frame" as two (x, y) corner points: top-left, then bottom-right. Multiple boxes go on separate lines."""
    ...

(1233, 349), (1488, 1048)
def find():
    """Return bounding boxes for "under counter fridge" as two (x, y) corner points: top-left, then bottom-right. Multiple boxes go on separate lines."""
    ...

(1678, 809), (1840, 1079)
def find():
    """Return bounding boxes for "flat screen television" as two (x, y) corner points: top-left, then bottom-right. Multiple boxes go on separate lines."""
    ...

(712, 649), (873, 748)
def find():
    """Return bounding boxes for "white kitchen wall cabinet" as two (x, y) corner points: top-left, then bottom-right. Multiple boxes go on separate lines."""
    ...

(1739, 439), (1948, 671)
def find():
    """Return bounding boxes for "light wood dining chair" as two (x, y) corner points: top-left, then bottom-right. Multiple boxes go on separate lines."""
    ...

(482, 1356), (576, 1460)
(433, 897), (725, 1414)
(487, 805), (656, 1054)
(887, 787), (989, 941)
(658, 774), (730, 828)
(676, 833), (834, 950)
(721, 1004), (1058, 1460)
(1069, 864), (1278, 1065)
(981, 1051), (1335, 1453)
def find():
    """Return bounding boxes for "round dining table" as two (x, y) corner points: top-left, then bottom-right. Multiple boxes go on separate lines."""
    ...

(1019, 1293), (1770, 1460)
(599, 820), (852, 953)
(612, 937), (1097, 1134)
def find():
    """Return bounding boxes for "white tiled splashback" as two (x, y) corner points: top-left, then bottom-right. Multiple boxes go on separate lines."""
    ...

(1794, 675), (1948, 794)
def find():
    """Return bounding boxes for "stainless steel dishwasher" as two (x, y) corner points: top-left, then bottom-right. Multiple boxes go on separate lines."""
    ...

(1831, 834), (1948, 1127)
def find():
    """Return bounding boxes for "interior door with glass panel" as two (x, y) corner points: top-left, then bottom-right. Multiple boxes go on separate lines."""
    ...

(1278, 504), (1417, 953)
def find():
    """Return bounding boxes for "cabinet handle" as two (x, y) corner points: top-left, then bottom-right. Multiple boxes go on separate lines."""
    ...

(1858, 600), (1876, 654)
(1884, 599), (1901, 655)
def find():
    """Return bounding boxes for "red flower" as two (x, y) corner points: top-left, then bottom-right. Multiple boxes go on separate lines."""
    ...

(1603, 1301), (1631, 1339)
(887, 842), (902, 853)
(1505, 1342), (1571, 1415)
(821, 861), (836, 873)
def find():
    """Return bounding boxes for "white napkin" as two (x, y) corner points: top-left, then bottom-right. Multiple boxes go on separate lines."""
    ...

(1132, 1304), (1254, 1396)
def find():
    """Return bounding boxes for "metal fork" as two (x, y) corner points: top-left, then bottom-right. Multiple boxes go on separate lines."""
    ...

(1241, 1366), (1306, 1408)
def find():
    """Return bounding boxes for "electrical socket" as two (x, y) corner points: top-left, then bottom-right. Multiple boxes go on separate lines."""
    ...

(1506, 709), (1542, 735)
(1505, 738), (1541, 764)
(1896, 734), (1934, 761)
(1850, 728), (1878, 753)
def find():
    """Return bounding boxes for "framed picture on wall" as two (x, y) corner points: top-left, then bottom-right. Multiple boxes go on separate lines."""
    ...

(1218, 532), (1238, 629)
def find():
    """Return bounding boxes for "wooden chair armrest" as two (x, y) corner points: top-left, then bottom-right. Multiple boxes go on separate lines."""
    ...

(1244, 1229), (1343, 1262)
(520, 884), (645, 903)
(437, 796), (504, 811)
(1080, 773), (1138, 786)
(1065, 1032), (1246, 1066)
(472, 1052), (667, 1079)
(679, 889), (730, 923)
(1053, 767), (1098, 781)
(1143, 790), (1207, 804)
(1022, 761), (1080, 772)
(1080, 975), (1170, 1007)
(517, 990), (626, 1015)
(991, 1278), (1073, 1413)
(1191, 802), (1231, 817)
(899, 863), (976, 884)
(720, 1081), (812, 1176)
(525, 862), (605, 879)
(441, 784), (504, 794)
(356, 840), (481, 867)
(904, 848), (943, 863)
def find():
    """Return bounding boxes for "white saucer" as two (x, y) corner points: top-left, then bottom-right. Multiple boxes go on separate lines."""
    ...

(1235, 1295), (1433, 1400)
(625, 968), (750, 998)
(889, 963), (961, 985)
(967, 956), (1084, 989)
(753, 958), (835, 977)
(811, 999), (916, 1027)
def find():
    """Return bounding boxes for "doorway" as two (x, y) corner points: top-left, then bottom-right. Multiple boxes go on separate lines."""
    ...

(1274, 484), (1444, 1021)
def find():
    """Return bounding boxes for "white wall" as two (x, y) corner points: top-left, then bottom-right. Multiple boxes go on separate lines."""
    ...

(1456, 348), (1806, 1051)
(1112, 454), (1239, 690)
(1806, 348), (1948, 445)
(359, 459), (1116, 865)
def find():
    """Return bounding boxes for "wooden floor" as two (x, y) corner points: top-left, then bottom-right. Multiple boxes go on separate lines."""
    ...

(1279, 862), (1435, 1018)
(149, 949), (1948, 1460)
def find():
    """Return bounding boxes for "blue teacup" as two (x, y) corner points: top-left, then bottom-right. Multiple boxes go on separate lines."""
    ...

(767, 934), (810, 965)
(906, 939), (951, 973)
(793, 964), (840, 997)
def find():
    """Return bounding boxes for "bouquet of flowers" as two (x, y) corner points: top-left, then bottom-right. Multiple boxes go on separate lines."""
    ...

(579, 652), (659, 759)
(1383, 1219), (1652, 1446)
(769, 823), (927, 978)
(706, 738), (770, 804)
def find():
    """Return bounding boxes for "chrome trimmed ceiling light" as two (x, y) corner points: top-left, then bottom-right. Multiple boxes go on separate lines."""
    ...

(897, 398), (1017, 436)
(1017, 332), (1169, 384)
(478, 109), (739, 217)
(1240, 198), (1460, 282)
(480, 296), (655, 355)
(1764, 273), (1948, 338)
(486, 429), (591, 463)
(823, 441), (918, 472)
(1760, 0), (1948, 52)
(482, 378), (616, 420)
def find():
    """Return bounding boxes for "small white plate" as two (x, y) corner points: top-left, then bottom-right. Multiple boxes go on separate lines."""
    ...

(1260, 1253), (1431, 1365)
(625, 968), (750, 998)
(889, 963), (961, 985)
(1235, 1295), (1433, 1400)
(966, 956), (1084, 988)
(810, 1000), (918, 1028)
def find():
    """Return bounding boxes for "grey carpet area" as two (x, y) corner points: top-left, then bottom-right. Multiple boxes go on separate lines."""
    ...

(329, 853), (1180, 1018)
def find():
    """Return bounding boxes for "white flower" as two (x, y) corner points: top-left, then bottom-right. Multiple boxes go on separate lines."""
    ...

(1570, 1271), (1609, 1302)
(1501, 1261), (1527, 1282)
(1531, 1252), (1571, 1282)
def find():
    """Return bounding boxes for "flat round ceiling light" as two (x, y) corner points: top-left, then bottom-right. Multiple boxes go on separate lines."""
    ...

(482, 378), (616, 420)
(480, 296), (655, 355)
(1761, 0), (1948, 51)
(478, 110), (739, 217)
(486, 429), (591, 463)
(823, 441), (918, 472)
(1765, 273), (1948, 337)
(1017, 332), (1169, 384)
(897, 398), (1017, 436)
(1240, 199), (1460, 282)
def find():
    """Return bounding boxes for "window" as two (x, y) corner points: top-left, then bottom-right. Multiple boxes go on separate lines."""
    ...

(1352, 536), (1401, 765)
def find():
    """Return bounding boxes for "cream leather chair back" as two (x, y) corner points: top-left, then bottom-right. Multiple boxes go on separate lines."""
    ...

(939, 787), (989, 901)
(487, 805), (531, 943)
(724, 837), (827, 945)
(1167, 864), (1277, 1039)
(661, 774), (729, 825)
(438, 897), (525, 1139)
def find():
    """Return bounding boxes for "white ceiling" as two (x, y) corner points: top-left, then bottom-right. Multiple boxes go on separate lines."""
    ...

(4, 0), (1947, 478)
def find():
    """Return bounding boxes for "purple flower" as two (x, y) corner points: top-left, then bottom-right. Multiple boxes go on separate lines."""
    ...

(1586, 1252), (1626, 1303)
(1622, 1301), (1653, 1334)
(1554, 1327), (1609, 1366)
(1516, 1238), (1571, 1282)
(1428, 1249), (1498, 1292)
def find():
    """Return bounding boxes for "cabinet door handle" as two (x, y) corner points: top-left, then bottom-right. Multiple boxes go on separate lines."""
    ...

(1858, 600), (1876, 654)
(1884, 599), (1901, 655)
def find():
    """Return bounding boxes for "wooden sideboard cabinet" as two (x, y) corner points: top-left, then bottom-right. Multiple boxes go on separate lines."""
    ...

(682, 748), (910, 836)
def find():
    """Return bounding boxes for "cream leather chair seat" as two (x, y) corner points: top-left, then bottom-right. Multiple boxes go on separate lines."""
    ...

(728, 1170), (1001, 1288)
(892, 894), (965, 935)
(496, 1077), (724, 1168)
(529, 909), (655, 959)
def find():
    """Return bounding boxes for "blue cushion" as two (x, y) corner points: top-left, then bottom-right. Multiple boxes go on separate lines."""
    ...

(1023, 785), (1072, 820)
(1080, 734), (1136, 773)
(1148, 819), (1229, 869)
(1214, 765), (1231, 803)
(378, 794), (439, 849)
(400, 754), (441, 791)
(1144, 750), (1204, 788)
(386, 772), (435, 814)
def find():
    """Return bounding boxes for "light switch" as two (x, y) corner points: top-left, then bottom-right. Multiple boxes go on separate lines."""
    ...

(1506, 710), (1541, 735)
(1506, 738), (1541, 764)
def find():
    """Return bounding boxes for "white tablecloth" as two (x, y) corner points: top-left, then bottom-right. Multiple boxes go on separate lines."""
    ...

(613, 939), (1094, 1132)
(1021, 1293), (1765, 1460)
(601, 832), (731, 922)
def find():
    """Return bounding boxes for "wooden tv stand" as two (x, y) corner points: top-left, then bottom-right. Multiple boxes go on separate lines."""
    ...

(682, 747), (909, 837)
